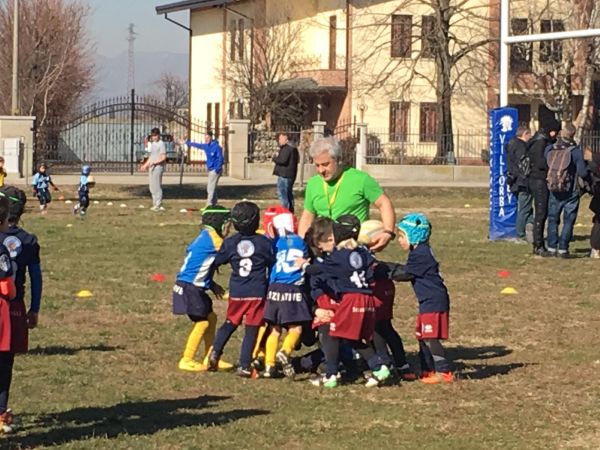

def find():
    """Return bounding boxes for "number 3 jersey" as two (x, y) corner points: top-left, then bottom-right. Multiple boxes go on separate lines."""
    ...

(313, 246), (376, 298)
(269, 234), (309, 286)
(213, 233), (275, 298)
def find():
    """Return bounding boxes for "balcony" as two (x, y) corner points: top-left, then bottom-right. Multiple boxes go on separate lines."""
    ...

(289, 53), (347, 89)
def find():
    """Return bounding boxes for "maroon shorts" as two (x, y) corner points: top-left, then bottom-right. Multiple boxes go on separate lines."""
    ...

(415, 312), (449, 340)
(372, 279), (395, 321)
(0, 299), (28, 353)
(226, 297), (265, 327)
(329, 293), (380, 341)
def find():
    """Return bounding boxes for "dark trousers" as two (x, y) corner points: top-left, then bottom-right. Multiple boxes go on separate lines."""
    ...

(590, 195), (600, 250)
(0, 352), (14, 414)
(529, 178), (549, 249)
(276, 177), (294, 213)
(547, 190), (580, 252)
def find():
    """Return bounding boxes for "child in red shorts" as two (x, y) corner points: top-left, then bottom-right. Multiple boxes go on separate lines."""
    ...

(386, 213), (453, 384)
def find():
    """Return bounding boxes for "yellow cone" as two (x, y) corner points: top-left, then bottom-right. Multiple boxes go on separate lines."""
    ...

(464, 204), (471, 208)
(76, 290), (93, 298)
(501, 287), (518, 295)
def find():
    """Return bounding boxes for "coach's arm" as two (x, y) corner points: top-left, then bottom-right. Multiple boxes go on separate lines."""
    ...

(369, 192), (396, 252)
(298, 209), (315, 238)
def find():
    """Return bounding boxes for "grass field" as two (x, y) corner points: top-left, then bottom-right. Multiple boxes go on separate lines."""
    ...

(4, 183), (600, 449)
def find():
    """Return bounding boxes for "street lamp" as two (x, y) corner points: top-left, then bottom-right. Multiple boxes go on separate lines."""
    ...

(317, 103), (323, 122)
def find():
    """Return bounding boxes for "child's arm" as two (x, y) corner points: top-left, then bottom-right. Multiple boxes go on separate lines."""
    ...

(49, 179), (60, 191)
(27, 263), (42, 328)
(375, 261), (414, 282)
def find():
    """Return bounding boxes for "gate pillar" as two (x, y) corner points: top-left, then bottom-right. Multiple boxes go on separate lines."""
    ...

(228, 119), (250, 180)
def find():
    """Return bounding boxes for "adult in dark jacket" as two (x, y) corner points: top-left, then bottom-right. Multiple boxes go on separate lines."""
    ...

(527, 119), (561, 256)
(543, 123), (588, 257)
(273, 132), (299, 212)
(584, 147), (600, 258)
(506, 125), (532, 242)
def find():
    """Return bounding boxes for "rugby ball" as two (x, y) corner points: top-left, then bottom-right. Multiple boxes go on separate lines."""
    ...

(358, 220), (385, 246)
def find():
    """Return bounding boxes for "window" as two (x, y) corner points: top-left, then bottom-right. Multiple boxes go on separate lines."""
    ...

(329, 15), (337, 69)
(510, 18), (532, 73)
(207, 103), (213, 127)
(419, 103), (438, 142)
(540, 20), (564, 63)
(391, 15), (412, 58)
(229, 101), (235, 119)
(238, 19), (245, 61)
(390, 102), (409, 141)
(237, 101), (244, 119)
(229, 20), (237, 61)
(215, 102), (220, 136)
(421, 15), (435, 59)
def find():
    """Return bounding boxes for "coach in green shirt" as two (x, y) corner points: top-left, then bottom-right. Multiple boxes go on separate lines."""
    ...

(298, 136), (396, 251)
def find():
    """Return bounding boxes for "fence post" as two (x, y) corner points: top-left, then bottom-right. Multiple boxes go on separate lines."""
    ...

(228, 119), (250, 180)
(312, 121), (326, 140)
(129, 89), (135, 175)
(356, 123), (367, 170)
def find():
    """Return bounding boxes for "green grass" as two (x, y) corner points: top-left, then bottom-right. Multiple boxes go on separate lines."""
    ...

(4, 184), (600, 449)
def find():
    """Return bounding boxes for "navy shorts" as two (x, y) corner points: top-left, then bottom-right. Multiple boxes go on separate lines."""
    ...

(172, 281), (213, 318)
(264, 283), (312, 326)
(37, 189), (51, 205)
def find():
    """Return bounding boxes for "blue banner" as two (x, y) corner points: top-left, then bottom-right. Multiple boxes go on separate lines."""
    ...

(489, 107), (518, 240)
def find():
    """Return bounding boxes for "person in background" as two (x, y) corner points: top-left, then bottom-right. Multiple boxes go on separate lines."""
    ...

(584, 147), (600, 259)
(506, 125), (533, 244)
(0, 158), (6, 188)
(272, 132), (299, 212)
(140, 128), (166, 212)
(186, 131), (224, 208)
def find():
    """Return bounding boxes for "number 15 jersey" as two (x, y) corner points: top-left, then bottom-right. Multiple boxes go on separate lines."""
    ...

(213, 233), (275, 298)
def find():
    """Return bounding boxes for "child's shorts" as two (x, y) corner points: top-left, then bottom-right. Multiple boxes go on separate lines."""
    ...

(415, 312), (449, 340)
(172, 281), (213, 318)
(372, 279), (395, 321)
(226, 296), (265, 326)
(329, 293), (380, 342)
(0, 298), (28, 353)
(264, 283), (312, 326)
(37, 189), (51, 205)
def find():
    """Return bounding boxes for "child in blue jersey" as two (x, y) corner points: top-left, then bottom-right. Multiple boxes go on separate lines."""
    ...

(73, 165), (94, 216)
(31, 164), (59, 213)
(262, 209), (312, 378)
(0, 188), (32, 434)
(207, 201), (275, 377)
(383, 213), (453, 384)
(172, 205), (233, 372)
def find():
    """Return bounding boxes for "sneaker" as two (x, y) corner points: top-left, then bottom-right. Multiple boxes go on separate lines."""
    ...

(309, 374), (338, 388)
(397, 364), (418, 381)
(276, 351), (295, 378)
(73, 203), (80, 215)
(178, 358), (206, 372)
(364, 376), (379, 388)
(421, 371), (455, 384)
(373, 364), (391, 382)
(533, 247), (554, 258)
(202, 352), (233, 371)
(591, 249), (600, 259)
(251, 356), (265, 373)
(150, 206), (160, 212)
(237, 367), (252, 378)
(261, 365), (279, 379)
(206, 350), (220, 372)
(80, 209), (86, 216)
(557, 250), (571, 259)
(0, 410), (13, 434)
(158, 206), (165, 211)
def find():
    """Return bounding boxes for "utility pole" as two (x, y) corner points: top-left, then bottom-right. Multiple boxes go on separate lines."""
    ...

(127, 23), (137, 93)
(11, 0), (19, 115)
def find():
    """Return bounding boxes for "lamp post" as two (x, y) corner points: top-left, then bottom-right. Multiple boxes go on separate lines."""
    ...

(11, 0), (19, 115)
(317, 103), (323, 122)
(359, 103), (367, 123)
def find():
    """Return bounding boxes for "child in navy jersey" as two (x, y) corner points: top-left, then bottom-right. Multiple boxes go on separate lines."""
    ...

(0, 188), (30, 433)
(262, 208), (311, 378)
(172, 205), (233, 372)
(31, 164), (59, 213)
(385, 213), (453, 384)
(207, 201), (275, 377)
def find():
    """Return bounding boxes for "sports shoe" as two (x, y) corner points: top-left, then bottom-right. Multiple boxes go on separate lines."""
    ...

(397, 364), (418, 381)
(261, 365), (279, 379)
(557, 250), (571, 259)
(533, 247), (553, 258)
(591, 249), (600, 259)
(202, 349), (233, 371)
(158, 206), (166, 211)
(276, 351), (295, 378)
(309, 374), (338, 388)
(237, 367), (252, 378)
(251, 356), (265, 373)
(206, 350), (220, 372)
(373, 365), (391, 382)
(364, 375), (379, 388)
(0, 410), (13, 434)
(421, 371), (455, 384)
(150, 206), (160, 212)
(73, 203), (80, 215)
(178, 358), (206, 372)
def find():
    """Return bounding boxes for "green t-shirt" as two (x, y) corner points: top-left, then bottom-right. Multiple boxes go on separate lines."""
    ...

(303, 167), (384, 222)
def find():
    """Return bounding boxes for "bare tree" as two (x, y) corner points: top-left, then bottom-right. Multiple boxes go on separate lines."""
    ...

(352, 1), (494, 161)
(225, 16), (306, 128)
(0, 0), (95, 127)
(148, 72), (189, 115)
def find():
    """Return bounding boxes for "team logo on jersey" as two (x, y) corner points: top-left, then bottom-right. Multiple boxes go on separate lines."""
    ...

(3, 236), (22, 258)
(349, 251), (363, 269)
(237, 240), (255, 258)
(0, 254), (10, 273)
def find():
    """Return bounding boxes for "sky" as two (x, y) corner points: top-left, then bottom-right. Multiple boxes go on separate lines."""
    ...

(88, 0), (189, 58)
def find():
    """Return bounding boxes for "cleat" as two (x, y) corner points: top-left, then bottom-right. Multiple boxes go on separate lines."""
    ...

(276, 351), (295, 378)
(251, 356), (265, 373)
(206, 351), (220, 372)
(399, 369), (418, 381)
(261, 365), (278, 379)
(73, 204), (80, 215)
(373, 364), (391, 382)
(178, 358), (206, 372)
(365, 376), (379, 388)
(440, 371), (455, 383)
(309, 374), (338, 388)
(420, 371), (455, 384)
(237, 367), (252, 378)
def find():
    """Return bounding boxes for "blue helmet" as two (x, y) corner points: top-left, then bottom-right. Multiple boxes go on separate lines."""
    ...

(82, 165), (91, 175)
(397, 213), (431, 246)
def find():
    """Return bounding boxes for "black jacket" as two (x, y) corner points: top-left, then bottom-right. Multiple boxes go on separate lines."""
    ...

(272, 144), (299, 180)
(527, 131), (555, 181)
(506, 136), (529, 192)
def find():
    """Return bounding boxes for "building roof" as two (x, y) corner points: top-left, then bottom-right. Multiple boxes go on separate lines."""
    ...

(273, 78), (346, 94)
(155, 0), (237, 15)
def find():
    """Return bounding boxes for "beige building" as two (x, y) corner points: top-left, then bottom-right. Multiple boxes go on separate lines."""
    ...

(156, 0), (600, 161)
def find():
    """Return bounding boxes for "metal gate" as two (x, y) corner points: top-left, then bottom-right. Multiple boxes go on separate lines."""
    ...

(34, 90), (227, 174)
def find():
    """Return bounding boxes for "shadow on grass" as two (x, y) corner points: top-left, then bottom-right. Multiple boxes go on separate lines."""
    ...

(446, 345), (512, 361)
(445, 345), (531, 380)
(11, 395), (269, 448)
(28, 344), (123, 356)
(456, 362), (530, 380)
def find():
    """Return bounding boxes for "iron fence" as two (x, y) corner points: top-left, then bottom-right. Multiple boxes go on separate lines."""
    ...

(581, 131), (600, 153)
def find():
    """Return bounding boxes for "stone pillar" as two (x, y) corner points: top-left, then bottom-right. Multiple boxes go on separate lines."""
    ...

(312, 121), (326, 140)
(356, 123), (367, 170)
(0, 116), (35, 179)
(227, 119), (250, 180)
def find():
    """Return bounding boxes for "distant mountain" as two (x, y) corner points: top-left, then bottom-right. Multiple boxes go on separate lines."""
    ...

(89, 51), (188, 101)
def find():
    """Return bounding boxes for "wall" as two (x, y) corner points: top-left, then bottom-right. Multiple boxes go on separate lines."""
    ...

(0, 116), (35, 177)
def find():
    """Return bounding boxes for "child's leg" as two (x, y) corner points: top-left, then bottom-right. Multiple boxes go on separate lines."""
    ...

(252, 324), (268, 360)
(318, 324), (339, 378)
(418, 340), (435, 373)
(202, 312), (217, 358)
(81, 191), (90, 211)
(0, 352), (14, 414)
(375, 319), (408, 368)
(265, 326), (281, 368)
(179, 315), (209, 371)
(292, 348), (324, 374)
(211, 320), (238, 359)
(280, 324), (302, 356)
(423, 339), (451, 373)
(372, 332), (393, 367)
(348, 340), (384, 372)
(239, 325), (259, 369)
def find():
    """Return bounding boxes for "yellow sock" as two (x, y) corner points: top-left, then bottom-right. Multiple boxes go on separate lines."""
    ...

(252, 325), (268, 359)
(183, 321), (209, 361)
(281, 330), (301, 356)
(265, 332), (280, 367)
(202, 312), (217, 358)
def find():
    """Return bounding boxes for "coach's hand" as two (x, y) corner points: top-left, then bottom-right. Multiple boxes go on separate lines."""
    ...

(370, 231), (393, 252)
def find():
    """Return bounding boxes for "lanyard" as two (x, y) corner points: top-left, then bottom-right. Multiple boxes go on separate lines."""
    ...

(323, 172), (345, 217)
